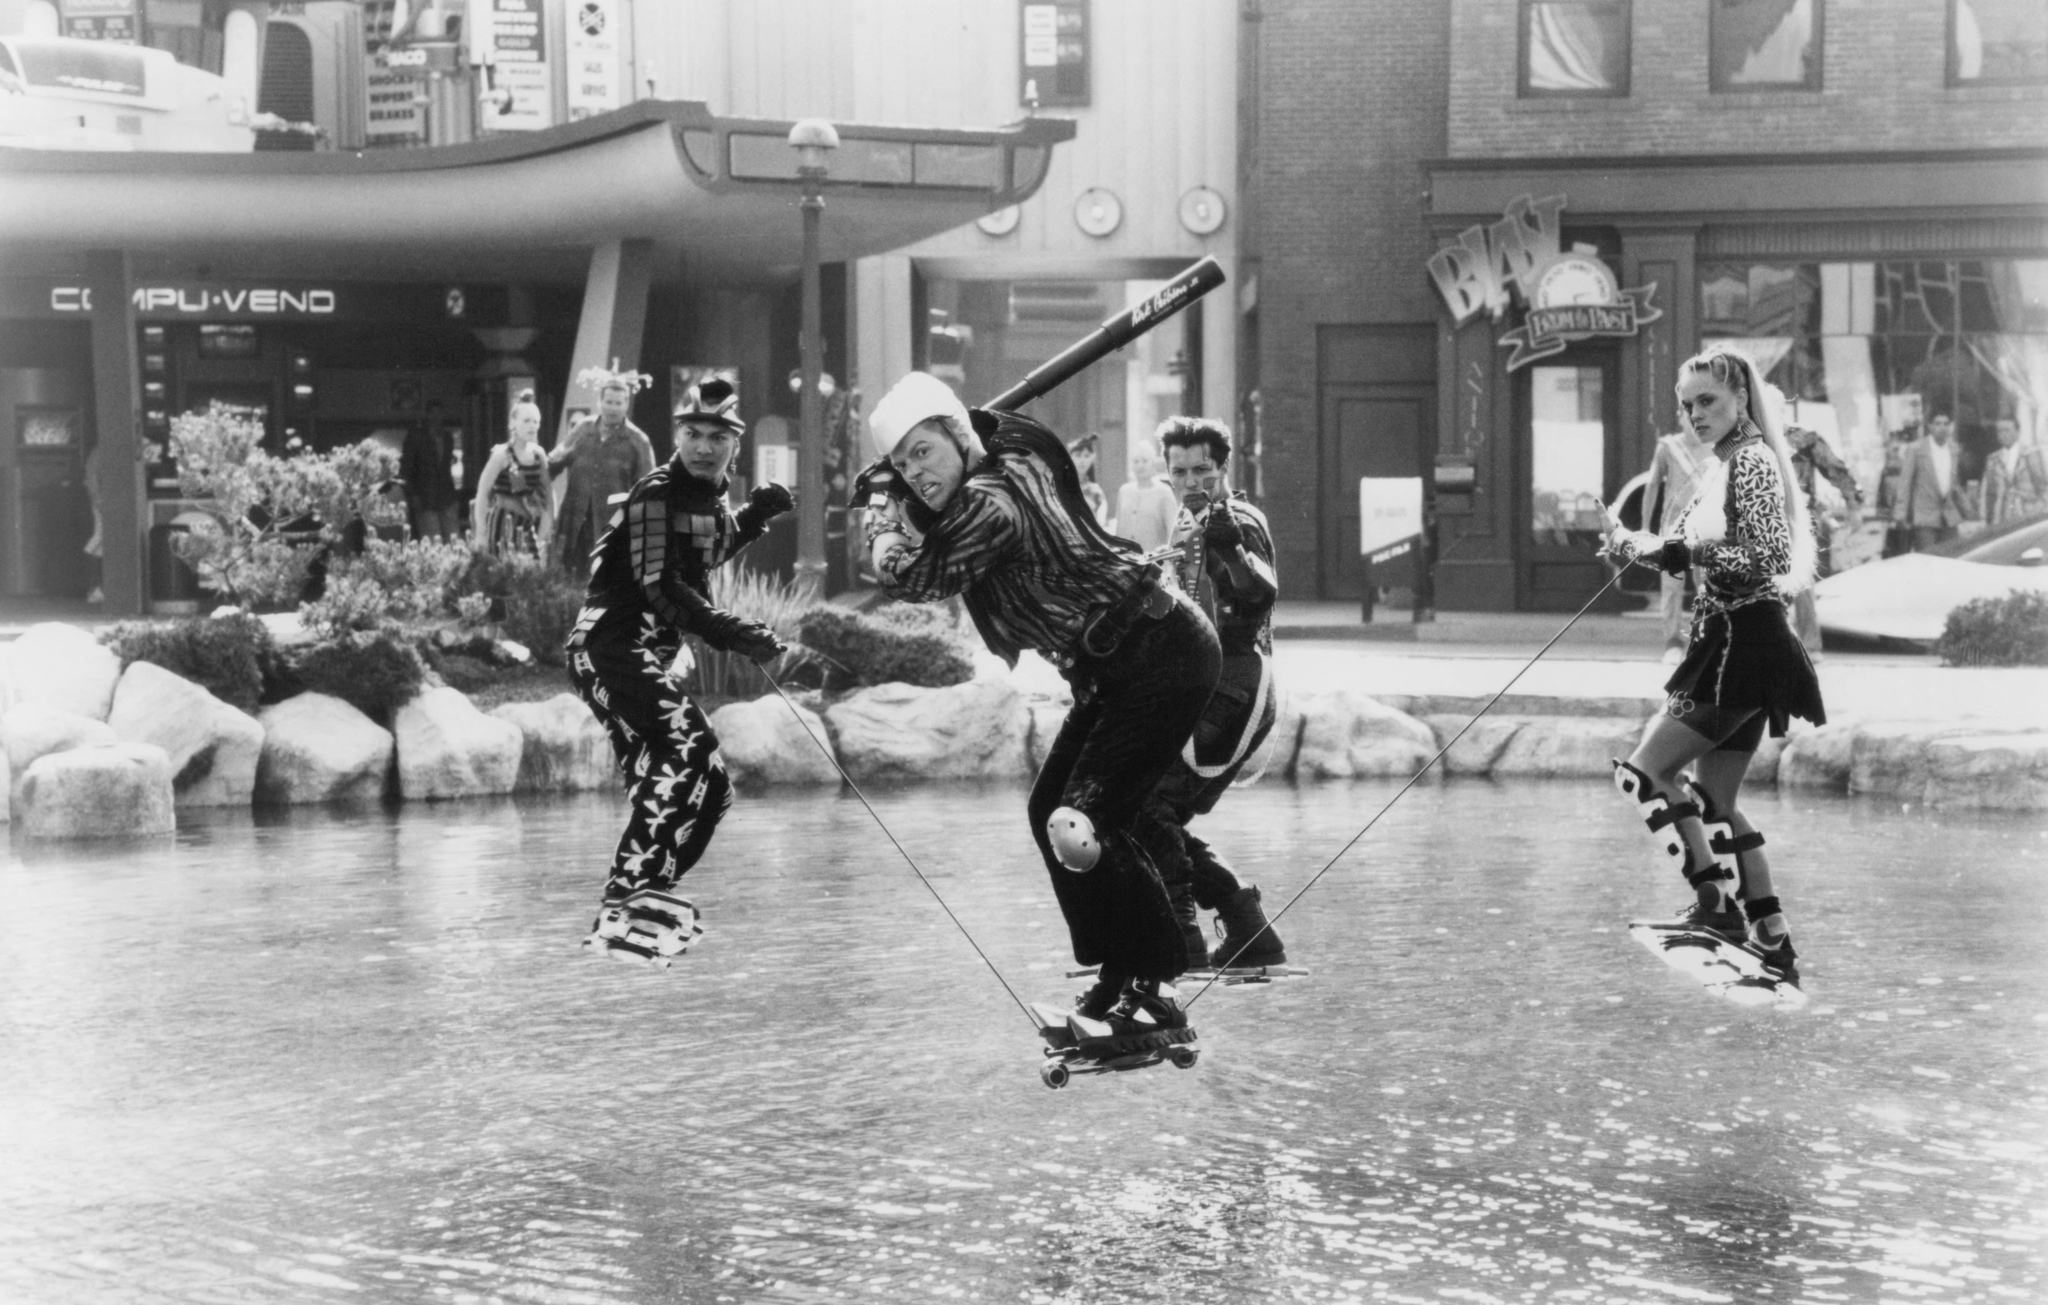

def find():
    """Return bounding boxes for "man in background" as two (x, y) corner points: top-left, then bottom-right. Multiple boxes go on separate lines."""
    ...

(551, 368), (657, 569)
(402, 400), (462, 542)
(1981, 416), (2046, 527)
(1894, 411), (1969, 552)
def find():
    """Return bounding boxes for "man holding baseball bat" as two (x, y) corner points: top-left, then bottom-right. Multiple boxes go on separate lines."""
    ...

(859, 373), (1222, 1036)
(1146, 415), (1289, 972)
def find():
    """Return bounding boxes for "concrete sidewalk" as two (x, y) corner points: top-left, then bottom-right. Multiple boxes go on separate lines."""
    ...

(1271, 640), (2048, 731)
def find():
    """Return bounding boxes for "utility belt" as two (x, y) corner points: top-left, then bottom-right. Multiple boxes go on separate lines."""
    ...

(1073, 565), (1173, 660)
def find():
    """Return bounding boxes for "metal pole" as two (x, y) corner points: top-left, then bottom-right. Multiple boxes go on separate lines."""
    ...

(795, 174), (828, 595)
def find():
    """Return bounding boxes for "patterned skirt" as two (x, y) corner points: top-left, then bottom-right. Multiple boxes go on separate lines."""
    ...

(482, 493), (545, 559)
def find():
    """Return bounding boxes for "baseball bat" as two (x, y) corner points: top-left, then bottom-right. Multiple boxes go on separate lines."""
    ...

(985, 256), (1226, 412)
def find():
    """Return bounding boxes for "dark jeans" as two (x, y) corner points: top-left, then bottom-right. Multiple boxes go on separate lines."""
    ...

(1147, 652), (1275, 911)
(1028, 597), (1222, 981)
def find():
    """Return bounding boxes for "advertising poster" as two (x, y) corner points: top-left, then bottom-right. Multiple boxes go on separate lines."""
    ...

(566, 0), (622, 121)
(488, 0), (552, 132)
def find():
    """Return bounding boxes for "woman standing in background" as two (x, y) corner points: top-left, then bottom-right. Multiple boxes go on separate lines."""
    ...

(471, 389), (555, 559)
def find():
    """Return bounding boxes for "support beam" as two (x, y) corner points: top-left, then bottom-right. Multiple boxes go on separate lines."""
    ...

(560, 238), (655, 442)
(854, 254), (914, 406)
(1200, 252), (1238, 436)
(87, 249), (143, 616)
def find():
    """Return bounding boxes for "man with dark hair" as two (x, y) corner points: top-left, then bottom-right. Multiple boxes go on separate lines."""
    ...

(1149, 416), (1288, 970)
(567, 377), (793, 966)
(1895, 410), (1967, 552)
(402, 401), (462, 541)
(860, 373), (1221, 1036)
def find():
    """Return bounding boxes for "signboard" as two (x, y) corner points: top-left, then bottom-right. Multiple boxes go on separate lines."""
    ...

(1425, 194), (1662, 371)
(487, 0), (552, 132)
(1359, 477), (1424, 560)
(1019, 0), (1089, 107)
(60, 0), (137, 42)
(0, 278), (487, 323)
(566, 0), (622, 121)
(365, 69), (425, 148)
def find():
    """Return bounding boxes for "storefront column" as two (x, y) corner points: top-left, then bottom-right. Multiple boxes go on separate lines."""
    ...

(854, 254), (914, 401)
(560, 239), (654, 440)
(1432, 311), (1515, 611)
(87, 249), (143, 617)
(1618, 228), (1698, 472)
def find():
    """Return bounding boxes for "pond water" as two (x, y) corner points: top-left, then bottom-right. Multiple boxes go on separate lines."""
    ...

(1, 779), (2044, 1304)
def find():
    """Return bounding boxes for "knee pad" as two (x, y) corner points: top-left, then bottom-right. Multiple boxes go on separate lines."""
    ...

(1046, 806), (1101, 872)
(1684, 778), (1765, 886)
(1611, 759), (1701, 879)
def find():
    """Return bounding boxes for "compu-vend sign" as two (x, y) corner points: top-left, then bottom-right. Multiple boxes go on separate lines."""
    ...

(1426, 194), (1660, 372)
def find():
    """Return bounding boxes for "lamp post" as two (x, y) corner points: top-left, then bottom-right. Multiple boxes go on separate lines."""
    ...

(789, 118), (839, 595)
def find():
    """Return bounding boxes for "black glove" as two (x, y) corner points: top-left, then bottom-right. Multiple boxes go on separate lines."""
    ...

(748, 482), (795, 519)
(707, 616), (785, 663)
(1202, 505), (1244, 551)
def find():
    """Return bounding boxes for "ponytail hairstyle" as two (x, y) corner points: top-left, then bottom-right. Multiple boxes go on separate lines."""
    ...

(1675, 345), (1817, 596)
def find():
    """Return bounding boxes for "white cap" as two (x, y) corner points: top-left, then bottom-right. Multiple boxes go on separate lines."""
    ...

(867, 372), (971, 459)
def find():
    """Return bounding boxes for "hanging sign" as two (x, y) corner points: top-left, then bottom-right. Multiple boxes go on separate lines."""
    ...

(1426, 193), (1662, 371)
(60, 0), (138, 42)
(565, 0), (621, 121)
(486, 0), (552, 131)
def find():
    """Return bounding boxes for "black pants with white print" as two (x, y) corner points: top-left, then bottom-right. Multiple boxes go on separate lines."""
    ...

(568, 605), (733, 901)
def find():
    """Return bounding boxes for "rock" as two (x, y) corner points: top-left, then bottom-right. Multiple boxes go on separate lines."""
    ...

(1290, 690), (1436, 780)
(1024, 702), (1069, 772)
(1778, 720), (1859, 790)
(1491, 716), (1646, 778)
(16, 742), (175, 839)
(6, 622), (121, 720)
(3, 702), (117, 811)
(106, 661), (264, 808)
(491, 693), (616, 793)
(1922, 733), (2048, 810)
(0, 746), (9, 823)
(825, 679), (1030, 781)
(1850, 720), (1976, 799)
(394, 687), (524, 801)
(703, 695), (839, 786)
(256, 692), (394, 805)
(1425, 713), (1525, 777)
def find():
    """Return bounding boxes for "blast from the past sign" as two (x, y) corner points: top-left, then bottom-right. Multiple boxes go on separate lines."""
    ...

(1359, 477), (1424, 559)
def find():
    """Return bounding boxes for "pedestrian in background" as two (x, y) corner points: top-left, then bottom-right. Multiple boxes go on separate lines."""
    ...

(1981, 416), (2046, 526)
(1115, 435), (1176, 552)
(1894, 411), (1969, 552)
(402, 400), (462, 541)
(1641, 426), (1714, 665)
(550, 365), (656, 570)
(1783, 415), (1863, 658)
(471, 388), (554, 559)
(1067, 433), (1109, 526)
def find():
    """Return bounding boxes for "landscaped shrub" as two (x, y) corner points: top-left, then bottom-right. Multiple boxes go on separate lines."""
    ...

(282, 632), (428, 726)
(795, 603), (975, 689)
(1936, 589), (2048, 667)
(99, 611), (278, 713)
(502, 568), (589, 667)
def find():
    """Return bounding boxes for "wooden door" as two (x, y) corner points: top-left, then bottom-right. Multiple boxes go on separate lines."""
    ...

(1515, 349), (1619, 610)
(1320, 384), (1432, 599)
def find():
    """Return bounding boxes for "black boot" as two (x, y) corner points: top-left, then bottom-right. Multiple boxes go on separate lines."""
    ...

(1073, 968), (1128, 1020)
(1208, 885), (1286, 968)
(1104, 976), (1188, 1033)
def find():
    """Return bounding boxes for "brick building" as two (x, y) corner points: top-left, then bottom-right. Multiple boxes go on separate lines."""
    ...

(1246, 0), (2048, 610)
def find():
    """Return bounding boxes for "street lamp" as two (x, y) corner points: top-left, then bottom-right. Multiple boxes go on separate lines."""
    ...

(789, 117), (839, 595)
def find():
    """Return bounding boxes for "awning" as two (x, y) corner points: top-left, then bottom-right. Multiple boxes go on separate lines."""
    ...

(0, 99), (1074, 286)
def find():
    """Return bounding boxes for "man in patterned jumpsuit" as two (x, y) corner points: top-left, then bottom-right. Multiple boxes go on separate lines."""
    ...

(566, 377), (793, 966)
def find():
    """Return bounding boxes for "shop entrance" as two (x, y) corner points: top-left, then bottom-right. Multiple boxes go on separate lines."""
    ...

(1514, 343), (1621, 611)
(1, 360), (95, 600)
(1316, 325), (1437, 601)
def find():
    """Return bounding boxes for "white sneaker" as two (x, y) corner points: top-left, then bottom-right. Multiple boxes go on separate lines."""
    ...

(585, 889), (704, 968)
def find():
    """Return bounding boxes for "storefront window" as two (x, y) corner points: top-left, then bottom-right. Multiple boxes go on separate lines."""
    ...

(1699, 258), (2048, 532)
(1709, 0), (1822, 91)
(1519, 0), (1631, 97)
(1529, 365), (1608, 546)
(1950, 0), (2048, 85)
